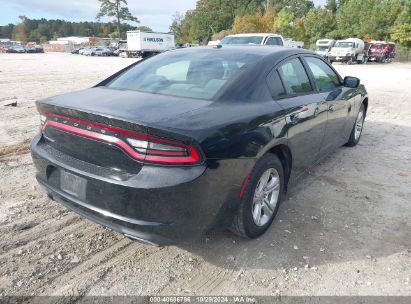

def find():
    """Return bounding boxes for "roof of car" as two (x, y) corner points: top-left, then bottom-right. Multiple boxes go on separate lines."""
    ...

(169, 45), (314, 58)
(226, 33), (283, 37)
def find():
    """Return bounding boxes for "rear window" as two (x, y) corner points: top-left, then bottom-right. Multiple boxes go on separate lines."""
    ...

(220, 36), (264, 45)
(108, 50), (262, 100)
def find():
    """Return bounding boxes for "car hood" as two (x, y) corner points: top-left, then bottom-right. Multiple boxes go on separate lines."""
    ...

(38, 86), (213, 126)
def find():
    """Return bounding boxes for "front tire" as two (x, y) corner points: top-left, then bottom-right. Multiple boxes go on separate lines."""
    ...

(346, 104), (365, 147)
(230, 154), (284, 239)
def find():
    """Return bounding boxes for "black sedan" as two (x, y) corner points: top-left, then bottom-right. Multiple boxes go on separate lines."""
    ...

(31, 46), (368, 245)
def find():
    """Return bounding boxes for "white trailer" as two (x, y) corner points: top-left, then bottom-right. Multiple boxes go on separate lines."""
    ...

(315, 39), (335, 58)
(122, 31), (175, 58)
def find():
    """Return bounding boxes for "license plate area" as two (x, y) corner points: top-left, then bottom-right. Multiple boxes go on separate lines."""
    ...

(60, 170), (87, 200)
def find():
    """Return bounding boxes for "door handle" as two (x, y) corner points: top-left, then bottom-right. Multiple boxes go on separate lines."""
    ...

(329, 104), (335, 113)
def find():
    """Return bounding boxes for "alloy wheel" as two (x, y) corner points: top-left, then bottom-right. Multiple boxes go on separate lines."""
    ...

(354, 109), (364, 141)
(252, 168), (280, 227)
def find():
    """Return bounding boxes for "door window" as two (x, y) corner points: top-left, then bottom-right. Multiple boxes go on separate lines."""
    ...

(277, 58), (312, 95)
(304, 57), (341, 91)
(265, 37), (283, 46)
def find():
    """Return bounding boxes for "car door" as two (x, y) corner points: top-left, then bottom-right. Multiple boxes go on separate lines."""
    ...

(302, 56), (356, 153)
(268, 56), (328, 177)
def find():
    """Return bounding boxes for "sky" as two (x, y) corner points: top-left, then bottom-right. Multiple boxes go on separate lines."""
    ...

(0, 0), (326, 32)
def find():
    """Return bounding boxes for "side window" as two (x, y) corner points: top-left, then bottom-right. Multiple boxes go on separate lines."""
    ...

(266, 37), (283, 46)
(304, 57), (341, 91)
(277, 58), (312, 95)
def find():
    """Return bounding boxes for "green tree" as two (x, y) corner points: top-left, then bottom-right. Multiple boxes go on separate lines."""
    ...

(272, 8), (295, 36)
(96, 0), (139, 39)
(304, 7), (337, 43)
(170, 12), (184, 41)
(390, 0), (411, 47)
(135, 25), (152, 32)
(0, 24), (15, 39)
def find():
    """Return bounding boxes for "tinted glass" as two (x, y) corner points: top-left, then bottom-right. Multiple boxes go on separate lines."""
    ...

(277, 58), (312, 95)
(305, 57), (340, 91)
(271, 71), (286, 98)
(108, 50), (262, 100)
(265, 37), (283, 46)
(219, 36), (263, 45)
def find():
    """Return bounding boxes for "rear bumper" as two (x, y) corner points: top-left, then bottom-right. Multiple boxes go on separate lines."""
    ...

(31, 135), (254, 245)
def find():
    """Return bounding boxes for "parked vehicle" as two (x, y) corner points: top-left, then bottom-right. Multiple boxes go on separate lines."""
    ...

(219, 33), (284, 46)
(31, 46), (368, 245)
(95, 47), (114, 56)
(71, 47), (84, 54)
(328, 38), (366, 64)
(110, 40), (127, 56)
(25, 46), (37, 53)
(122, 31), (175, 58)
(83, 47), (99, 56)
(315, 39), (335, 59)
(8, 46), (26, 53)
(284, 38), (304, 48)
(78, 48), (87, 55)
(34, 45), (44, 53)
(367, 41), (396, 63)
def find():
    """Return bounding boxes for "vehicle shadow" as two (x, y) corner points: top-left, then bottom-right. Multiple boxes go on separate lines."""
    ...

(178, 120), (411, 271)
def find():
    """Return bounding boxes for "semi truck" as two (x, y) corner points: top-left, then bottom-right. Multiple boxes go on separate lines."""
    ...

(328, 38), (366, 64)
(119, 31), (175, 58)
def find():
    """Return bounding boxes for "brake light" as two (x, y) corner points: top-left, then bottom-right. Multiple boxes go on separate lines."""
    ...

(40, 112), (201, 165)
(125, 136), (200, 163)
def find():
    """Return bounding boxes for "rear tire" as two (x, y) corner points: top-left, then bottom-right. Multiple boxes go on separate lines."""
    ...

(346, 104), (365, 147)
(230, 154), (284, 239)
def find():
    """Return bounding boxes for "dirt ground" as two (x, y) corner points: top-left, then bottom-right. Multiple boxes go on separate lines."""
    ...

(0, 53), (410, 297)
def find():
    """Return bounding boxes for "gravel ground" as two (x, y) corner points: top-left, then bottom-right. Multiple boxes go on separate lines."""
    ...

(0, 53), (410, 297)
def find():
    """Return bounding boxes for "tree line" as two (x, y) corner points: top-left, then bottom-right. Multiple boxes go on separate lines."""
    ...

(0, 0), (146, 43)
(170, 0), (411, 48)
(0, 16), (151, 43)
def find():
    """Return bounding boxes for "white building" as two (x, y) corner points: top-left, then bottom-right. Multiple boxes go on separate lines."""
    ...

(56, 36), (90, 44)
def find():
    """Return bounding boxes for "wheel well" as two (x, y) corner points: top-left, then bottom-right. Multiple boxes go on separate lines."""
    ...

(362, 97), (368, 117)
(267, 144), (292, 191)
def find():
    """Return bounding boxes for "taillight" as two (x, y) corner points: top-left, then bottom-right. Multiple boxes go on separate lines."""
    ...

(40, 112), (202, 165)
(126, 136), (200, 163)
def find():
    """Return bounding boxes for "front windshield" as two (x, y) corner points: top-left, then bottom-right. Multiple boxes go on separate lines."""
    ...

(317, 46), (329, 51)
(108, 50), (262, 100)
(335, 42), (354, 48)
(220, 36), (264, 45)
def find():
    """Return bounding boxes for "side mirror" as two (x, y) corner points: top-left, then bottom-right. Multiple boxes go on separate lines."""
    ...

(343, 76), (360, 88)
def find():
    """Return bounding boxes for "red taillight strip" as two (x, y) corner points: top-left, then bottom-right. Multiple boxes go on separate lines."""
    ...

(42, 111), (192, 148)
(43, 120), (200, 164)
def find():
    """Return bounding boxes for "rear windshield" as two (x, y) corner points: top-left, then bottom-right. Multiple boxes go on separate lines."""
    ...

(107, 50), (262, 100)
(220, 36), (264, 45)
